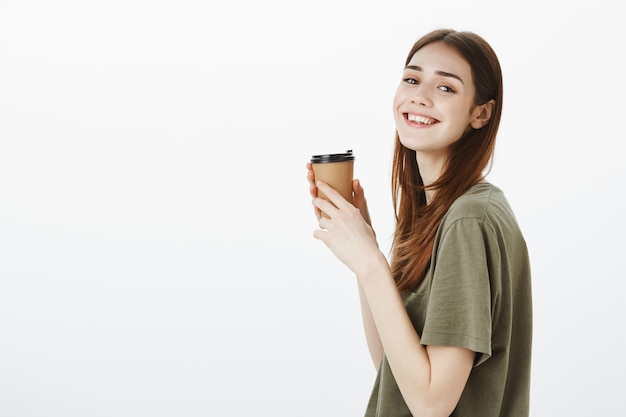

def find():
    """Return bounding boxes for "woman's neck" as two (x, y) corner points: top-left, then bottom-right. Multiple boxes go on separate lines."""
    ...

(415, 153), (445, 205)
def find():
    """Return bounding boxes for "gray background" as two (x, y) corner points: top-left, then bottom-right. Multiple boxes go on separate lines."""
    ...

(1, 0), (624, 415)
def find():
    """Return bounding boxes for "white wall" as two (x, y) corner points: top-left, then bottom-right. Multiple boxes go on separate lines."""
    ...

(1, 1), (624, 415)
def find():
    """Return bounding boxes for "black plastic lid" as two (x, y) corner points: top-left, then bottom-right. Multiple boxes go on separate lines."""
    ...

(311, 150), (354, 163)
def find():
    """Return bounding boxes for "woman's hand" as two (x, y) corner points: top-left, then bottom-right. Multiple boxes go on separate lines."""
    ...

(306, 162), (373, 229)
(306, 162), (322, 220)
(352, 177), (374, 231)
(312, 180), (380, 276)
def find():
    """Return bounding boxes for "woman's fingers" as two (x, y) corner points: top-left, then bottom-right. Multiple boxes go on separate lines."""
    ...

(352, 179), (363, 203)
(306, 162), (322, 219)
(306, 162), (318, 196)
(352, 179), (372, 227)
(312, 194), (338, 220)
(316, 180), (351, 209)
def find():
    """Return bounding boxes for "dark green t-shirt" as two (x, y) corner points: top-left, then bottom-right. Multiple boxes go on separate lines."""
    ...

(365, 183), (532, 417)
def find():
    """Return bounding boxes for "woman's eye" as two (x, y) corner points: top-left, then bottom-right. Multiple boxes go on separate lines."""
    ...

(439, 85), (455, 93)
(403, 77), (418, 85)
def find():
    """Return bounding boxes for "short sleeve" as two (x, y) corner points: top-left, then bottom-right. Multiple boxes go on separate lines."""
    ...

(420, 217), (493, 366)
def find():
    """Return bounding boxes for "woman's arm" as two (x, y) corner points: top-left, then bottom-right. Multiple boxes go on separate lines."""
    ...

(306, 164), (384, 367)
(357, 281), (383, 368)
(313, 181), (474, 417)
(351, 178), (384, 368)
(359, 255), (474, 417)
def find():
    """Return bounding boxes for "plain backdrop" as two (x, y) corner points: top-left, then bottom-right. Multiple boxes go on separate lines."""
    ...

(1, 1), (624, 416)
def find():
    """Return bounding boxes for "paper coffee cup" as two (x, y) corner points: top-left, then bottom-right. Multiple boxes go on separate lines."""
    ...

(310, 150), (355, 217)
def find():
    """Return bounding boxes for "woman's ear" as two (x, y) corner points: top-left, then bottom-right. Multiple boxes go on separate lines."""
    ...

(470, 99), (495, 129)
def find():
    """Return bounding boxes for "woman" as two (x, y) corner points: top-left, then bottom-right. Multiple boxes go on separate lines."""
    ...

(306, 29), (532, 417)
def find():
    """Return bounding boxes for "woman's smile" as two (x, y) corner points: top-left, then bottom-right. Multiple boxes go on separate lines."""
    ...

(404, 113), (439, 126)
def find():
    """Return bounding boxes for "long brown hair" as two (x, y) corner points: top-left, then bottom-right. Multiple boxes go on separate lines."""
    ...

(391, 29), (503, 291)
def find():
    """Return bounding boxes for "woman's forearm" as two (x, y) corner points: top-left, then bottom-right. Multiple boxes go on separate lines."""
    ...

(358, 281), (383, 368)
(359, 256), (430, 391)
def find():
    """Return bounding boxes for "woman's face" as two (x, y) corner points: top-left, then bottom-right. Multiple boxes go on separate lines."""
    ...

(393, 41), (483, 160)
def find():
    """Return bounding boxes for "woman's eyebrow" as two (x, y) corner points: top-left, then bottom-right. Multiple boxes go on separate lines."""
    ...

(405, 65), (464, 85)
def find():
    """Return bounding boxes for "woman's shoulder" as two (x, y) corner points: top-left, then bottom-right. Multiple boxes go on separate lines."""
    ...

(446, 182), (500, 219)
(443, 182), (520, 234)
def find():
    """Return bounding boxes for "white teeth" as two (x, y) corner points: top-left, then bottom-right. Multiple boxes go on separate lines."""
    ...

(407, 114), (436, 124)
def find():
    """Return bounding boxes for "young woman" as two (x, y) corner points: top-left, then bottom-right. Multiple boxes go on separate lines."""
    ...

(306, 29), (532, 417)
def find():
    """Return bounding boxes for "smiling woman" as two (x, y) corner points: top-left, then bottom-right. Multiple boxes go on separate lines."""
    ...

(306, 29), (531, 417)
(2, 0), (625, 415)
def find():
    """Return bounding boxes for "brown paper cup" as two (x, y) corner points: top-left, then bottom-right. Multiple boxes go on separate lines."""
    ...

(311, 150), (355, 218)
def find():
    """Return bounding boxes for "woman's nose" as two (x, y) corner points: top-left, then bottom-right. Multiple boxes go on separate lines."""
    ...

(410, 86), (432, 106)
